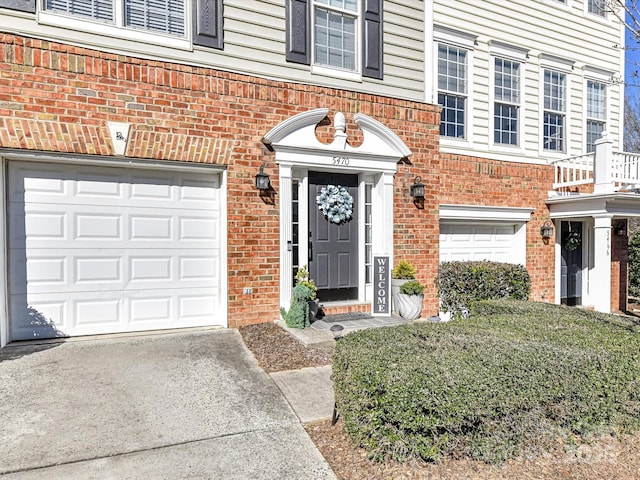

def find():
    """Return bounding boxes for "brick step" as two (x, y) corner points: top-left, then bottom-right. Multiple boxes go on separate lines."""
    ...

(318, 302), (371, 316)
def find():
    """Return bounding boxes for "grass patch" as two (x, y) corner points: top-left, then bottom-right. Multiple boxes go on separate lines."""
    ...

(332, 300), (640, 464)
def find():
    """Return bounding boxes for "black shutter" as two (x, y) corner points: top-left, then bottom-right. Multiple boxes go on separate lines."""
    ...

(362, 0), (383, 79)
(286, 0), (310, 65)
(0, 0), (35, 13)
(193, 0), (223, 49)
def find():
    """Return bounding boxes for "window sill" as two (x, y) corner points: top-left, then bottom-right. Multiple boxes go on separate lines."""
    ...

(38, 12), (191, 51)
(311, 65), (362, 83)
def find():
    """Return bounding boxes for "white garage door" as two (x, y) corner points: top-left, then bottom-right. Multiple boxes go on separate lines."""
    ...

(8, 161), (223, 341)
(440, 223), (521, 263)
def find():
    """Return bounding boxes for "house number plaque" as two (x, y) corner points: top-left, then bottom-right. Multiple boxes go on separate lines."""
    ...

(372, 256), (390, 316)
(332, 156), (350, 166)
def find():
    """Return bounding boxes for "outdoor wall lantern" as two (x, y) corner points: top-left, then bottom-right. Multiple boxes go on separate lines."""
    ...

(410, 176), (425, 199)
(255, 163), (271, 190)
(614, 221), (627, 237)
(540, 221), (554, 239)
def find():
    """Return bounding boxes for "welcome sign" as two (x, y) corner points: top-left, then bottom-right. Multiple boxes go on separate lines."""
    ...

(372, 256), (390, 316)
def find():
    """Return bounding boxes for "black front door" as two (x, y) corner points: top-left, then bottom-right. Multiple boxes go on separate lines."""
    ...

(561, 221), (583, 306)
(308, 172), (358, 302)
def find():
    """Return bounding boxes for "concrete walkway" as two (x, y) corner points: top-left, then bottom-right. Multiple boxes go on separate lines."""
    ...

(0, 330), (336, 479)
(270, 366), (335, 424)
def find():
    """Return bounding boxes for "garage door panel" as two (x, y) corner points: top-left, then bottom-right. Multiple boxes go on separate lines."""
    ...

(440, 222), (521, 264)
(17, 205), (219, 250)
(8, 161), (224, 340)
(17, 249), (220, 294)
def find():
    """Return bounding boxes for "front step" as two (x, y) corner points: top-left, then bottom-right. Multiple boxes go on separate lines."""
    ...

(318, 301), (371, 317)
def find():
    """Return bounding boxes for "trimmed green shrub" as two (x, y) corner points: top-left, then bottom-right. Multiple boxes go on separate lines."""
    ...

(629, 230), (640, 298)
(436, 261), (531, 318)
(399, 280), (425, 295)
(280, 284), (312, 328)
(392, 260), (416, 280)
(332, 300), (640, 465)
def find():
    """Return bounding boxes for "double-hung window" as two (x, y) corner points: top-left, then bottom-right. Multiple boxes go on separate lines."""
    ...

(40, 0), (223, 50)
(543, 69), (567, 152)
(314, 0), (357, 72)
(587, 0), (606, 17)
(493, 58), (521, 146)
(586, 80), (606, 152)
(44, 0), (187, 37)
(285, 0), (383, 80)
(438, 43), (467, 138)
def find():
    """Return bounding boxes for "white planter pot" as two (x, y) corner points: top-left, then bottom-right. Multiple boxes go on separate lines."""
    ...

(396, 293), (424, 320)
(391, 278), (411, 314)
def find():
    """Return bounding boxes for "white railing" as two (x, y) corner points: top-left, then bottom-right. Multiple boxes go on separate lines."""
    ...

(551, 153), (594, 189)
(552, 151), (640, 191)
(611, 152), (640, 186)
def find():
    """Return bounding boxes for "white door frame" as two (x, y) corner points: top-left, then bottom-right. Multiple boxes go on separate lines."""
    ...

(262, 109), (411, 310)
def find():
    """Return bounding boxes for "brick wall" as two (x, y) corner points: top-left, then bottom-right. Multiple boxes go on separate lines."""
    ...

(436, 154), (556, 304)
(0, 34), (451, 325)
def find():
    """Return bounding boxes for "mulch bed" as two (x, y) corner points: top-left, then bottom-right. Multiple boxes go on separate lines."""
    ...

(238, 322), (640, 480)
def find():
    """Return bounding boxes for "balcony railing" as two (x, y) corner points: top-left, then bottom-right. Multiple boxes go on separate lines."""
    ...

(552, 153), (594, 188)
(551, 134), (640, 192)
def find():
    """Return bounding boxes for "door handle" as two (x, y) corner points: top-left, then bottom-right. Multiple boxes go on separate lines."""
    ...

(308, 231), (313, 262)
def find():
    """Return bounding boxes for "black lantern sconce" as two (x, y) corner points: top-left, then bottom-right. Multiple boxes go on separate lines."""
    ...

(540, 220), (554, 239)
(410, 176), (425, 199)
(614, 221), (627, 237)
(255, 163), (271, 190)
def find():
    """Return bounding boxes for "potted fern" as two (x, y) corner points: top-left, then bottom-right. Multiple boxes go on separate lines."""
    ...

(396, 279), (425, 320)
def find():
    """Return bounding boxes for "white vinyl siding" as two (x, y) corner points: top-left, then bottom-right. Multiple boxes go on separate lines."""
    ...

(3, 1), (425, 101)
(433, 0), (624, 162)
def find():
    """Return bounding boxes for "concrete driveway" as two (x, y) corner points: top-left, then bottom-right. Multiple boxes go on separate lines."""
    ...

(0, 329), (336, 479)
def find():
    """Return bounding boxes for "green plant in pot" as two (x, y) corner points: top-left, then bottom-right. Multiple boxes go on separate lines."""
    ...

(396, 279), (425, 320)
(391, 260), (416, 314)
(279, 265), (319, 328)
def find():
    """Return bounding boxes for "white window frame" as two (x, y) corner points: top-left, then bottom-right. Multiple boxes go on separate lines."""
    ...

(310, 0), (361, 82)
(586, 0), (608, 18)
(434, 26), (476, 148)
(584, 66), (612, 152)
(490, 42), (527, 152)
(539, 55), (574, 157)
(38, 0), (191, 50)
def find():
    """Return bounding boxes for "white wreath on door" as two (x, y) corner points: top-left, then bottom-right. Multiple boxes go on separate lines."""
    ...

(316, 185), (354, 224)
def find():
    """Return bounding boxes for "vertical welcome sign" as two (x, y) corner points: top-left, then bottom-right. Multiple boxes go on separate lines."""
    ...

(372, 256), (390, 316)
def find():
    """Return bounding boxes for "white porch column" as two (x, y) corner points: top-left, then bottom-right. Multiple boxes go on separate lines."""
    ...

(593, 132), (614, 194)
(592, 214), (612, 313)
(381, 172), (395, 258)
(279, 164), (293, 310)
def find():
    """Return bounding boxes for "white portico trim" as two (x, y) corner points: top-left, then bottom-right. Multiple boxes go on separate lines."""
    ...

(547, 192), (640, 313)
(262, 108), (411, 310)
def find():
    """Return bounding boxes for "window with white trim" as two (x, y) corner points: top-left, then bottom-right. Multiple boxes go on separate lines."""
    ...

(438, 43), (468, 138)
(364, 183), (372, 284)
(586, 80), (606, 152)
(543, 69), (566, 152)
(44, 0), (186, 37)
(493, 57), (521, 145)
(587, 0), (606, 17)
(313, 0), (358, 71)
